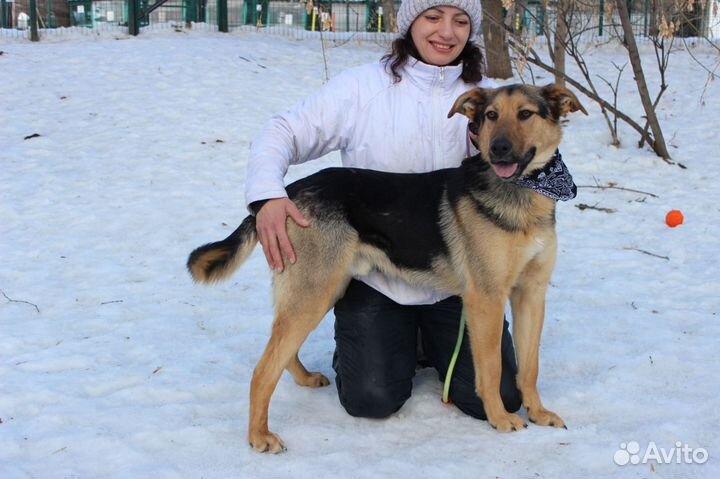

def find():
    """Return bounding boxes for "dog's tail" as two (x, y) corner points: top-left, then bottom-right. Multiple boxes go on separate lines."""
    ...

(187, 215), (258, 284)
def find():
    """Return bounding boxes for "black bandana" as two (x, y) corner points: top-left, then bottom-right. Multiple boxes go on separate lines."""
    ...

(511, 151), (577, 201)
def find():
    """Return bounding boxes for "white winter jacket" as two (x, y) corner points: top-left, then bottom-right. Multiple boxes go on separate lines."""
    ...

(246, 58), (495, 305)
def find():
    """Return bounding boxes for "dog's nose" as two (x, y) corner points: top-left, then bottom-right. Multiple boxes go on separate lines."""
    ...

(490, 137), (512, 158)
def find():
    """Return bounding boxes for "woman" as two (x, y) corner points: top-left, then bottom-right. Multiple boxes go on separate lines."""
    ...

(245, 0), (522, 420)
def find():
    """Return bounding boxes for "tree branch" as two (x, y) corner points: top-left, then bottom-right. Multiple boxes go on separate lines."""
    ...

(1, 289), (40, 313)
(577, 184), (659, 198)
(508, 36), (657, 148)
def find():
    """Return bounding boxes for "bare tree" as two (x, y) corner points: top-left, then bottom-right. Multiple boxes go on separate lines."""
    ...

(596, 61), (628, 146)
(481, 0), (513, 78)
(382, 0), (397, 33)
(553, 0), (570, 86)
(505, 0), (681, 161)
(615, 0), (671, 159)
(509, 1), (627, 148)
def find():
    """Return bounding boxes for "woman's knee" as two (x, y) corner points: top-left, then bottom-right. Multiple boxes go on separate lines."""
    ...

(332, 280), (418, 419)
(449, 382), (522, 420)
(336, 375), (412, 419)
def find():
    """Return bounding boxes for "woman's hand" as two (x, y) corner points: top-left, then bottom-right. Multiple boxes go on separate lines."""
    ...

(255, 198), (310, 272)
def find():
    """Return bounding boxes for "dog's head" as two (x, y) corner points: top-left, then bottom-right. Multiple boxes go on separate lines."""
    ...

(448, 84), (587, 179)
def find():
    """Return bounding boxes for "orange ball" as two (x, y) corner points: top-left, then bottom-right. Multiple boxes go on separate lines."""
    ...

(665, 210), (684, 227)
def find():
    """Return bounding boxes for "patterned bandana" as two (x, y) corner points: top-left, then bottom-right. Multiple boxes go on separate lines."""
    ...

(510, 150), (577, 201)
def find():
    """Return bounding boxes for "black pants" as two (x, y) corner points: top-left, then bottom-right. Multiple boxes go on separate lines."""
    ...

(333, 280), (522, 420)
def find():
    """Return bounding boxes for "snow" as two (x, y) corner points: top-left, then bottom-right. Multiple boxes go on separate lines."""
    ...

(1, 29), (719, 478)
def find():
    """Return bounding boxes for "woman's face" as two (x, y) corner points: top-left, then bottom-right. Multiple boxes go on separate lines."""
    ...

(410, 6), (471, 66)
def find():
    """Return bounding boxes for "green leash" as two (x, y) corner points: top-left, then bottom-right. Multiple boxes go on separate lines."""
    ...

(442, 307), (467, 403)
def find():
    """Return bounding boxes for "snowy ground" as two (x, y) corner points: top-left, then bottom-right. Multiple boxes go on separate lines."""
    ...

(1, 29), (719, 478)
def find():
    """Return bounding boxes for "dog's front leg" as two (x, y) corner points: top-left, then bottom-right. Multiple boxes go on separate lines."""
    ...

(464, 289), (527, 432)
(510, 258), (566, 429)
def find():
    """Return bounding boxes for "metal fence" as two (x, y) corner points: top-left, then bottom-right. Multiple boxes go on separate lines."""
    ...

(2, 0), (719, 42)
(0, 0), (394, 33)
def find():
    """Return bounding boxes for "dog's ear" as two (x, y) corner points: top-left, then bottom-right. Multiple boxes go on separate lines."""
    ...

(540, 84), (589, 118)
(448, 88), (490, 120)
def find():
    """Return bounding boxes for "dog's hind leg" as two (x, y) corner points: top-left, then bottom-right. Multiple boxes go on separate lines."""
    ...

(248, 310), (321, 453)
(287, 353), (330, 388)
(248, 299), (336, 453)
(247, 276), (348, 453)
(510, 255), (566, 429)
(248, 233), (353, 453)
(463, 288), (528, 432)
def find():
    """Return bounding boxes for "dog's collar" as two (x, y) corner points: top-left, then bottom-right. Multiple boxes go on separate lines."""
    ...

(511, 151), (577, 201)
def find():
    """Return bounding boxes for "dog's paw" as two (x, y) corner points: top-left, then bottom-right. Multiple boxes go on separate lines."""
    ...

(295, 371), (330, 388)
(249, 431), (287, 454)
(528, 408), (566, 429)
(488, 412), (527, 432)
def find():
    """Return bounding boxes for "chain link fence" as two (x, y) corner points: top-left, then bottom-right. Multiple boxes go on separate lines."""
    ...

(1, 0), (718, 43)
(0, 0), (396, 40)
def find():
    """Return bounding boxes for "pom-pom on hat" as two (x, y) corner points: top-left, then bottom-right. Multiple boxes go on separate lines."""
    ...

(397, 0), (482, 37)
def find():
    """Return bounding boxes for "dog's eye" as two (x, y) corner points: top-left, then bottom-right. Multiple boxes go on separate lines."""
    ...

(485, 111), (498, 121)
(518, 110), (534, 120)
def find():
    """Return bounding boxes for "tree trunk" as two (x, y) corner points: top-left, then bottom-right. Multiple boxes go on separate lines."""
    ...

(481, 0), (513, 79)
(553, 0), (568, 86)
(382, 0), (397, 33)
(648, 0), (659, 37)
(616, 0), (671, 160)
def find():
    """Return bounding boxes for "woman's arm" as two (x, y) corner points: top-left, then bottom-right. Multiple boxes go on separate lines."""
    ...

(245, 69), (361, 207)
(245, 67), (364, 271)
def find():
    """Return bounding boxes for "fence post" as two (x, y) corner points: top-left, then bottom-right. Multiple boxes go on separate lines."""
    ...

(185, 0), (197, 25)
(29, 0), (39, 41)
(198, 0), (206, 23)
(128, 0), (140, 35)
(598, 0), (604, 36)
(217, 0), (228, 32)
(1, 0), (6, 28)
(47, 0), (56, 27)
(345, 0), (349, 32)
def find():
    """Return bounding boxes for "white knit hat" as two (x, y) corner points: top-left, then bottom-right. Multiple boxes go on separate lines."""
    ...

(397, 0), (482, 37)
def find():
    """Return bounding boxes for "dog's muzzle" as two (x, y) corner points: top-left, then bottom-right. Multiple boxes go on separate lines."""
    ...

(489, 138), (535, 179)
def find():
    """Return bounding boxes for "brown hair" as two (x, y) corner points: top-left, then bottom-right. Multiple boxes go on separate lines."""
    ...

(381, 35), (485, 84)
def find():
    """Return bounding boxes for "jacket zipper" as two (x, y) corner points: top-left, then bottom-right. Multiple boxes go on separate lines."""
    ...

(433, 67), (446, 168)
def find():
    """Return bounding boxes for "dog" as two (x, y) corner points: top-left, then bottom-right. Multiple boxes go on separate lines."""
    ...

(187, 83), (587, 453)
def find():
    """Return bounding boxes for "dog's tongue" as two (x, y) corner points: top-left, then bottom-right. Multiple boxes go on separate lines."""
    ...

(493, 163), (519, 179)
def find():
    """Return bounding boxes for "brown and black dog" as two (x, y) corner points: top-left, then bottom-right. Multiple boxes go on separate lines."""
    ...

(187, 83), (587, 453)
